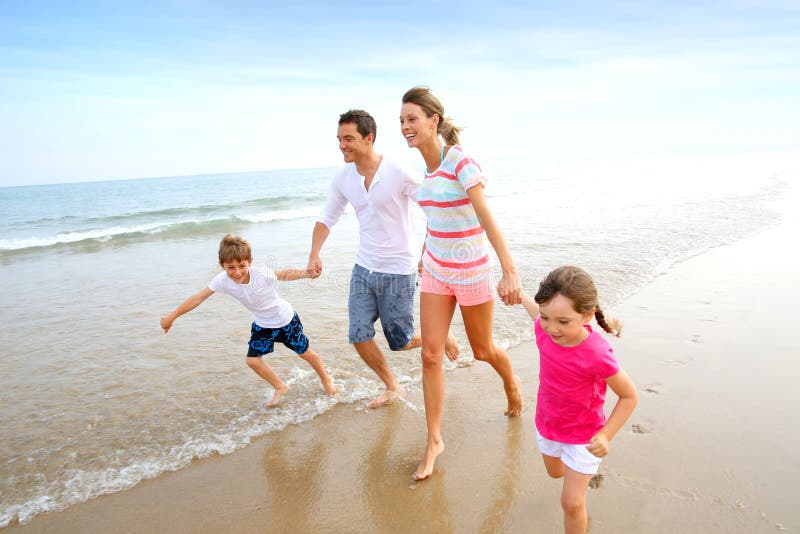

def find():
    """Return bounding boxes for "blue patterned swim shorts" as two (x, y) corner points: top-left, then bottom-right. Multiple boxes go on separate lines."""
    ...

(247, 312), (309, 357)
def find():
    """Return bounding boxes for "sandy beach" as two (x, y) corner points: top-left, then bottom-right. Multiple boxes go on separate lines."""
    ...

(6, 183), (799, 533)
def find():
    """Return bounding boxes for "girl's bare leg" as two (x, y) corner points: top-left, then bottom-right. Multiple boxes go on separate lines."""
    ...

(561, 467), (593, 534)
(299, 347), (337, 396)
(460, 300), (523, 416)
(246, 357), (289, 407)
(414, 292), (457, 481)
(542, 454), (566, 479)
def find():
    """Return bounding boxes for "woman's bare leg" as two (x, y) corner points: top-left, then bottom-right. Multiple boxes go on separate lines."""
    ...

(460, 300), (523, 416)
(414, 292), (457, 480)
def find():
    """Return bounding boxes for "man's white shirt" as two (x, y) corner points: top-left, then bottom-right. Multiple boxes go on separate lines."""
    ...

(318, 155), (421, 275)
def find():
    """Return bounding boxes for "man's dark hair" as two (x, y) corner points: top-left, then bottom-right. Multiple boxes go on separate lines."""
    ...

(338, 109), (377, 141)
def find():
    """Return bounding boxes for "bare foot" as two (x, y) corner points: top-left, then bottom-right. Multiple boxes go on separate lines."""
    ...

(265, 384), (289, 407)
(444, 330), (461, 362)
(413, 439), (445, 480)
(322, 376), (337, 396)
(504, 375), (523, 417)
(366, 386), (406, 409)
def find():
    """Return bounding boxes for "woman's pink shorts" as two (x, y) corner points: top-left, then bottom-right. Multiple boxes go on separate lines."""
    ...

(420, 269), (495, 306)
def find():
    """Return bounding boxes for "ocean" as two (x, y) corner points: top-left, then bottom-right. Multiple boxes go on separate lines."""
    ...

(0, 149), (790, 526)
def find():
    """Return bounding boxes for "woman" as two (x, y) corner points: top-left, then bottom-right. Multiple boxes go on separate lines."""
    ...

(401, 86), (523, 480)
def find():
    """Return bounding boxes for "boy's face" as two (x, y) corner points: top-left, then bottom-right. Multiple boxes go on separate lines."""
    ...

(221, 259), (252, 284)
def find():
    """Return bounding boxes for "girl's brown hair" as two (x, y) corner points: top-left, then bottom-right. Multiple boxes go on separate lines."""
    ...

(402, 86), (463, 146)
(218, 234), (252, 265)
(534, 266), (622, 337)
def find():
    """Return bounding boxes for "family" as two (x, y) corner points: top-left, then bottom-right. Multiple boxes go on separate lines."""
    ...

(160, 86), (637, 534)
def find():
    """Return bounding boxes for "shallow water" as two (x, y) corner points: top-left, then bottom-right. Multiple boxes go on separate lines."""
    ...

(0, 150), (790, 525)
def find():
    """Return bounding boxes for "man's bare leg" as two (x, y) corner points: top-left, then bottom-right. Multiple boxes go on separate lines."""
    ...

(399, 329), (461, 362)
(444, 330), (461, 362)
(353, 339), (406, 408)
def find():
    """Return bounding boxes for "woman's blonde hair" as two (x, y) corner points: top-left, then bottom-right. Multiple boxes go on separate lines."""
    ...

(402, 86), (463, 145)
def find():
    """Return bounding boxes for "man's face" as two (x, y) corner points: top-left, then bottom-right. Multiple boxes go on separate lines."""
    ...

(337, 122), (372, 163)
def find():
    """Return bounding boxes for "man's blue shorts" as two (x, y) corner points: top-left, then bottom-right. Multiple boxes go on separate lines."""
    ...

(247, 312), (309, 357)
(348, 264), (416, 350)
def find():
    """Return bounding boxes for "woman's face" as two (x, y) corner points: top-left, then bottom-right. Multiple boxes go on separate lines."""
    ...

(400, 102), (437, 149)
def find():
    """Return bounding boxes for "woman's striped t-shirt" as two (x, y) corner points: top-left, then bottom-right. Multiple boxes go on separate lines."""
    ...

(418, 145), (492, 285)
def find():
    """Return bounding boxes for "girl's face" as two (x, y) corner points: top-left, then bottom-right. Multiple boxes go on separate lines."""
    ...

(400, 102), (437, 149)
(538, 293), (595, 347)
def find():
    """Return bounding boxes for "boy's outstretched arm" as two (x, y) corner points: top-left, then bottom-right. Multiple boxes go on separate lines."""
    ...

(161, 288), (214, 333)
(520, 293), (540, 321)
(587, 369), (638, 457)
(275, 268), (312, 282)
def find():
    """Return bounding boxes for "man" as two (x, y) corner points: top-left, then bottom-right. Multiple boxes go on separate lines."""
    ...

(308, 109), (458, 408)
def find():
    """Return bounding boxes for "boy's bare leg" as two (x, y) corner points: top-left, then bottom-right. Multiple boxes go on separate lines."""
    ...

(354, 339), (406, 408)
(246, 357), (289, 407)
(299, 347), (337, 396)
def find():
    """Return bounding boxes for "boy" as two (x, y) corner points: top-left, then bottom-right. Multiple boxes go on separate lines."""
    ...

(160, 234), (337, 407)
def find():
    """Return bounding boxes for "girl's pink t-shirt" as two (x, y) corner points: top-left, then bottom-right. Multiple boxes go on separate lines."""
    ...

(534, 317), (620, 444)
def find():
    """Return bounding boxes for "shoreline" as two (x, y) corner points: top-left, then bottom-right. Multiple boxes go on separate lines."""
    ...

(5, 184), (799, 533)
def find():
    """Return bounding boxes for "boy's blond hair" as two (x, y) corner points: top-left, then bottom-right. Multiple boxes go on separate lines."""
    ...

(218, 234), (252, 264)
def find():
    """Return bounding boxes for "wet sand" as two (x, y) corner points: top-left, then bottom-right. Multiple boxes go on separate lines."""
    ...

(6, 194), (799, 533)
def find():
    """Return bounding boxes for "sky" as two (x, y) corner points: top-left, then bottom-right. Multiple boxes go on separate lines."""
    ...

(1, 0), (798, 186)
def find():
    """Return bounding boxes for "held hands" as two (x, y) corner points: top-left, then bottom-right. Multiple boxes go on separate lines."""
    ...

(307, 256), (323, 279)
(496, 270), (522, 306)
(587, 432), (610, 458)
(160, 315), (174, 333)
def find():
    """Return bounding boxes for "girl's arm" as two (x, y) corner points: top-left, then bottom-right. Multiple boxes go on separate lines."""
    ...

(161, 287), (214, 333)
(275, 268), (312, 281)
(466, 184), (521, 306)
(587, 369), (638, 457)
(520, 293), (540, 321)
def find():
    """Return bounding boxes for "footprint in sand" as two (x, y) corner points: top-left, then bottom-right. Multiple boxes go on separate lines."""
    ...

(643, 383), (662, 395)
(632, 422), (652, 434)
(588, 472), (604, 489)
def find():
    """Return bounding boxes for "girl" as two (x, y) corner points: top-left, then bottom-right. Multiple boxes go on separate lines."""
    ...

(520, 266), (638, 534)
(400, 86), (524, 481)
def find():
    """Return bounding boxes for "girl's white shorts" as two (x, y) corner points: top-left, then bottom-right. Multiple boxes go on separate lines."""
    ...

(536, 430), (603, 475)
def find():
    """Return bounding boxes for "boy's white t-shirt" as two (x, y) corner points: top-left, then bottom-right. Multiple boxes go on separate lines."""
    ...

(208, 266), (294, 328)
